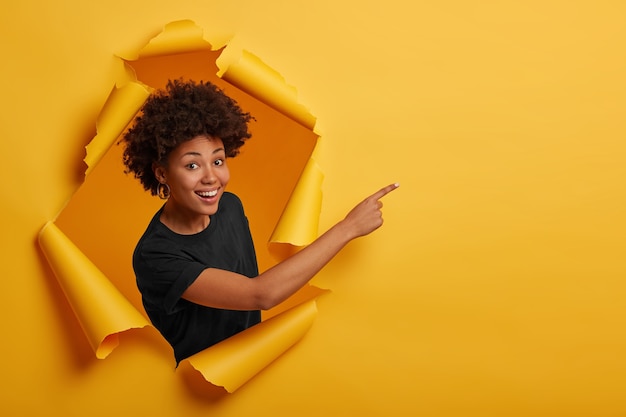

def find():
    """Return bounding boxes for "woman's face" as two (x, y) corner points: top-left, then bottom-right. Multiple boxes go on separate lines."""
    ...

(155, 135), (230, 221)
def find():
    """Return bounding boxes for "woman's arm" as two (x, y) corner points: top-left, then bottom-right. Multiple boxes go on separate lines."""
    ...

(182, 183), (399, 311)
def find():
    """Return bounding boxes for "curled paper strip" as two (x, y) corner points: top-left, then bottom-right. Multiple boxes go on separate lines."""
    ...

(84, 82), (152, 176)
(184, 300), (318, 393)
(219, 49), (317, 131)
(38, 222), (149, 359)
(270, 151), (324, 246)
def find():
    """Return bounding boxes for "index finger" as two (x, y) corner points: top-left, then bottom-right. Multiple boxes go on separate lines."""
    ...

(371, 183), (400, 200)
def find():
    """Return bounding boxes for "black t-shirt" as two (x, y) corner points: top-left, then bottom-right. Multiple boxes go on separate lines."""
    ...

(133, 192), (261, 364)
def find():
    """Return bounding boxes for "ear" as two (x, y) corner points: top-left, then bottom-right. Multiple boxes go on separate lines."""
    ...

(153, 163), (167, 184)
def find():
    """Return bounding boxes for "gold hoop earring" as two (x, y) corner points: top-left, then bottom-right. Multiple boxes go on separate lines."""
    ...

(157, 183), (170, 200)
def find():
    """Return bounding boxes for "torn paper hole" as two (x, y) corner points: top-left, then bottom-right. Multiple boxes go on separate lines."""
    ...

(39, 19), (326, 392)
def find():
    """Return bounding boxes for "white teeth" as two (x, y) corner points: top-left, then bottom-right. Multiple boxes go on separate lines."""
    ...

(198, 190), (218, 197)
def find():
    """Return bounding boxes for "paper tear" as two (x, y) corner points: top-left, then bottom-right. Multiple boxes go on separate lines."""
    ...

(40, 19), (327, 391)
(183, 299), (318, 392)
(117, 20), (215, 61)
(38, 222), (149, 359)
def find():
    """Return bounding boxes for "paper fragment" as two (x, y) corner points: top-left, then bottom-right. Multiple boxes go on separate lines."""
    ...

(219, 49), (317, 131)
(118, 20), (214, 61)
(38, 222), (149, 359)
(185, 300), (318, 392)
(270, 150), (324, 245)
(84, 81), (151, 176)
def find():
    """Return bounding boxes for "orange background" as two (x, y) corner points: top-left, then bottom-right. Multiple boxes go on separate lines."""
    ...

(2, 1), (626, 415)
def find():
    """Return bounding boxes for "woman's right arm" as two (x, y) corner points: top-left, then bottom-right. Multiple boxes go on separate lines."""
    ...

(182, 183), (399, 311)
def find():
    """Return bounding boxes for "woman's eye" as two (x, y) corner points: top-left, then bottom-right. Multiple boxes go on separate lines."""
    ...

(214, 159), (224, 166)
(187, 163), (199, 169)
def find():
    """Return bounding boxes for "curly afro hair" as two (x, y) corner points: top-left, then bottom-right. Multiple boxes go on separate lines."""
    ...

(121, 78), (254, 196)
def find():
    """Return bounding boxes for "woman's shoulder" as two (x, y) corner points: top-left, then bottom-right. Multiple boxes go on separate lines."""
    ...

(135, 212), (170, 250)
(221, 191), (241, 204)
(219, 191), (244, 212)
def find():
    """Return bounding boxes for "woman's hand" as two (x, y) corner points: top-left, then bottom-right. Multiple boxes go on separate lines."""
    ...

(341, 183), (399, 239)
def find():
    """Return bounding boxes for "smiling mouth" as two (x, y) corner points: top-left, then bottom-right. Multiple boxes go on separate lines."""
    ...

(196, 190), (218, 198)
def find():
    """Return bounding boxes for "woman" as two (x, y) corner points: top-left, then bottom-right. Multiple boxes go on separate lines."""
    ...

(121, 79), (398, 364)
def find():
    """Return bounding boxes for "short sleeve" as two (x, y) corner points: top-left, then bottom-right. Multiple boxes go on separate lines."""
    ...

(134, 239), (206, 315)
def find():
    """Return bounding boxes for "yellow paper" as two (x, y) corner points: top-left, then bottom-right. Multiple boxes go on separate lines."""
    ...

(6, 4), (626, 415)
(219, 49), (317, 131)
(270, 150), (324, 245)
(118, 20), (214, 60)
(84, 81), (152, 176)
(184, 300), (318, 392)
(38, 222), (149, 359)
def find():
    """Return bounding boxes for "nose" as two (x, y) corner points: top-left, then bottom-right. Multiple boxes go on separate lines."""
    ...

(201, 166), (216, 184)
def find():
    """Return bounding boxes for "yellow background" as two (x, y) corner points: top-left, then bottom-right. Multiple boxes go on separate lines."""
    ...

(2, 1), (625, 415)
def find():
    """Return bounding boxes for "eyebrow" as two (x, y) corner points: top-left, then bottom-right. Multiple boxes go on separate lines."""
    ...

(181, 147), (226, 157)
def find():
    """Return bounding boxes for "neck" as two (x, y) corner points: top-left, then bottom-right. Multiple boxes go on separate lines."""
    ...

(159, 202), (210, 235)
